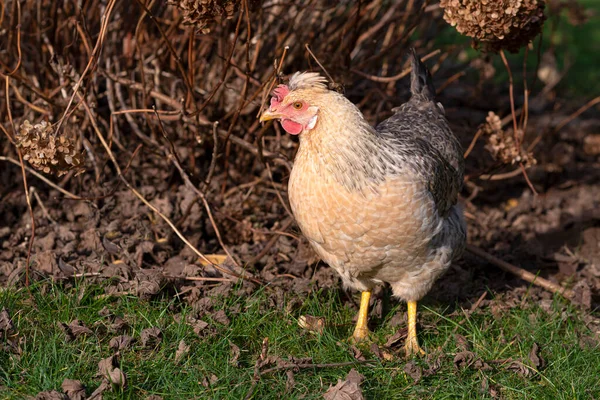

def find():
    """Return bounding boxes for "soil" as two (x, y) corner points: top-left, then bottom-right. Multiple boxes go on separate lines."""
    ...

(0, 0), (599, 338)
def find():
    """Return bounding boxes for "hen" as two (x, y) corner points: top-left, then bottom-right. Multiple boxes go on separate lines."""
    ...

(260, 50), (466, 355)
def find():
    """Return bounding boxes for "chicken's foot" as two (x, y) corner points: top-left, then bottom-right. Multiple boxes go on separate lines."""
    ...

(405, 300), (425, 356)
(351, 290), (371, 342)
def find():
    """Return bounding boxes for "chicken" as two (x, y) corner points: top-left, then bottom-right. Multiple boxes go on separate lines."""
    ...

(260, 49), (466, 356)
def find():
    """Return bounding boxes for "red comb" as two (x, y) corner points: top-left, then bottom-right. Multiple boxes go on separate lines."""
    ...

(272, 85), (289, 101)
(270, 84), (289, 109)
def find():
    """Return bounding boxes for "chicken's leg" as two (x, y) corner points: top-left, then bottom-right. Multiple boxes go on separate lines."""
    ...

(404, 300), (425, 356)
(351, 290), (371, 342)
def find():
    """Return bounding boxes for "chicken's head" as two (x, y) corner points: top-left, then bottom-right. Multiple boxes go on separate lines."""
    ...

(260, 72), (327, 135)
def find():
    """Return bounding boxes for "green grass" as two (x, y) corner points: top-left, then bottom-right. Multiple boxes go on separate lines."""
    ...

(1, 281), (599, 399)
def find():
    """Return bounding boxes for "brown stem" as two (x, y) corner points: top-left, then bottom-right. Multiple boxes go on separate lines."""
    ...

(466, 244), (574, 300)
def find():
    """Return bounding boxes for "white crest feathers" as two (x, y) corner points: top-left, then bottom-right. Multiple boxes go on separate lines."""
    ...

(288, 72), (328, 91)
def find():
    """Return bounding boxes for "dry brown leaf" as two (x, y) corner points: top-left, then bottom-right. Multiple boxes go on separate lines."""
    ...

(0, 308), (14, 337)
(35, 390), (67, 400)
(140, 327), (162, 348)
(229, 341), (240, 367)
(109, 335), (135, 351)
(323, 368), (365, 400)
(453, 351), (476, 369)
(528, 342), (544, 369)
(384, 328), (408, 349)
(98, 355), (127, 387)
(403, 360), (422, 383)
(175, 340), (190, 363)
(59, 320), (93, 341)
(61, 379), (86, 400)
(88, 380), (110, 400)
(298, 315), (325, 334)
(198, 254), (228, 267)
(212, 310), (230, 326)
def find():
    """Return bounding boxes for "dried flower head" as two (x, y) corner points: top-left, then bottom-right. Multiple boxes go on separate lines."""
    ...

(170, 0), (239, 34)
(16, 120), (85, 177)
(481, 112), (537, 167)
(439, 0), (547, 53)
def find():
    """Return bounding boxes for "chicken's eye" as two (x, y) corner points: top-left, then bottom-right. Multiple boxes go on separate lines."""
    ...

(292, 102), (303, 110)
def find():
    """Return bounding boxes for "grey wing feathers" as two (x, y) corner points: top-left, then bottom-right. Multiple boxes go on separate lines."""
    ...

(375, 50), (464, 216)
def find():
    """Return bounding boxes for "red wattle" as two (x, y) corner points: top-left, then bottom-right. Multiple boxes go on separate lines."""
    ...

(281, 119), (303, 135)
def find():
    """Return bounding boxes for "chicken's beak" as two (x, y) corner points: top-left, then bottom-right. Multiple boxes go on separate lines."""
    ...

(259, 109), (282, 122)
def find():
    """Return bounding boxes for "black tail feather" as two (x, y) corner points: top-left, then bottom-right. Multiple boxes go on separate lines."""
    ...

(409, 48), (436, 101)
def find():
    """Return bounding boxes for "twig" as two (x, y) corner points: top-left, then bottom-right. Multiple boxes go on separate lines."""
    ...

(0, 156), (82, 200)
(305, 44), (336, 85)
(350, 49), (440, 83)
(2, 75), (33, 286)
(245, 337), (270, 400)
(553, 96), (600, 133)
(466, 244), (575, 300)
(499, 50), (520, 148)
(163, 275), (233, 282)
(152, 108), (245, 271)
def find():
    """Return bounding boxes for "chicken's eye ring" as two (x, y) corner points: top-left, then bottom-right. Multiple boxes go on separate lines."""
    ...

(292, 102), (303, 110)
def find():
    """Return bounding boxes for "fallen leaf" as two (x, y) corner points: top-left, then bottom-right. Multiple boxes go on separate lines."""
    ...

(571, 281), (592, 310)
(285, 369), (296, 393)
(59, 320), (93, 341)
(175, 340), (190, 363)
(198, 254), (228, 267)
(505, 359), (532, 377)
(35, 390), (66, 400)
(350, 345), (366, 361)
(88, 380), (110, 400)
(61, 379), (85, 400)
(323, 368), (365, 400)
(454, 334), (470, 351)
(140, 327), (162, 348)
(298, 315), (325, 334)
(0, 308), (14, 337)
(528, 342), (544, 369)
(369, 343), (382, 360)
(212, 310), (230, 326)
(403, 360), (422, 383)
(110, 316), (129, 332)
(423, 351), (444, 377)
(192, 319), (211, 336)
(229, 341), (240, 367)
(109, 335), (135, 351)
(98, 355), (127, 387)
(473, 358), (492, 371)
(384, 328), (408, 348)
(453, 351), (475, 369)
(201, 374), (219, 388)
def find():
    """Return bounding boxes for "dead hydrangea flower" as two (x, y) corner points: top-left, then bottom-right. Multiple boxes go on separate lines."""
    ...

(439, 0), (546, 53)
(170, 0), (239, 33)
(481, 112), (537, 167)
(16, 120), (85, 177)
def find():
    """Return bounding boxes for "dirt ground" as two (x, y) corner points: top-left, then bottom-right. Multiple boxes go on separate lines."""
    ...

(1, 0), (599, 343)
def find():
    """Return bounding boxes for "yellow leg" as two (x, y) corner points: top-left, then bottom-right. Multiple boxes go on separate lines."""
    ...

(404, 300), (425, 356)
(351, 290), (371, 342)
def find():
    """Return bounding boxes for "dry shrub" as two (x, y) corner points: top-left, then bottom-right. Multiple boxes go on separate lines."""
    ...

(170, 0), (240, 33)
(440, 0), (547, 53)
(481, 112), (536, 167)
(16, 121), (84, 177)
